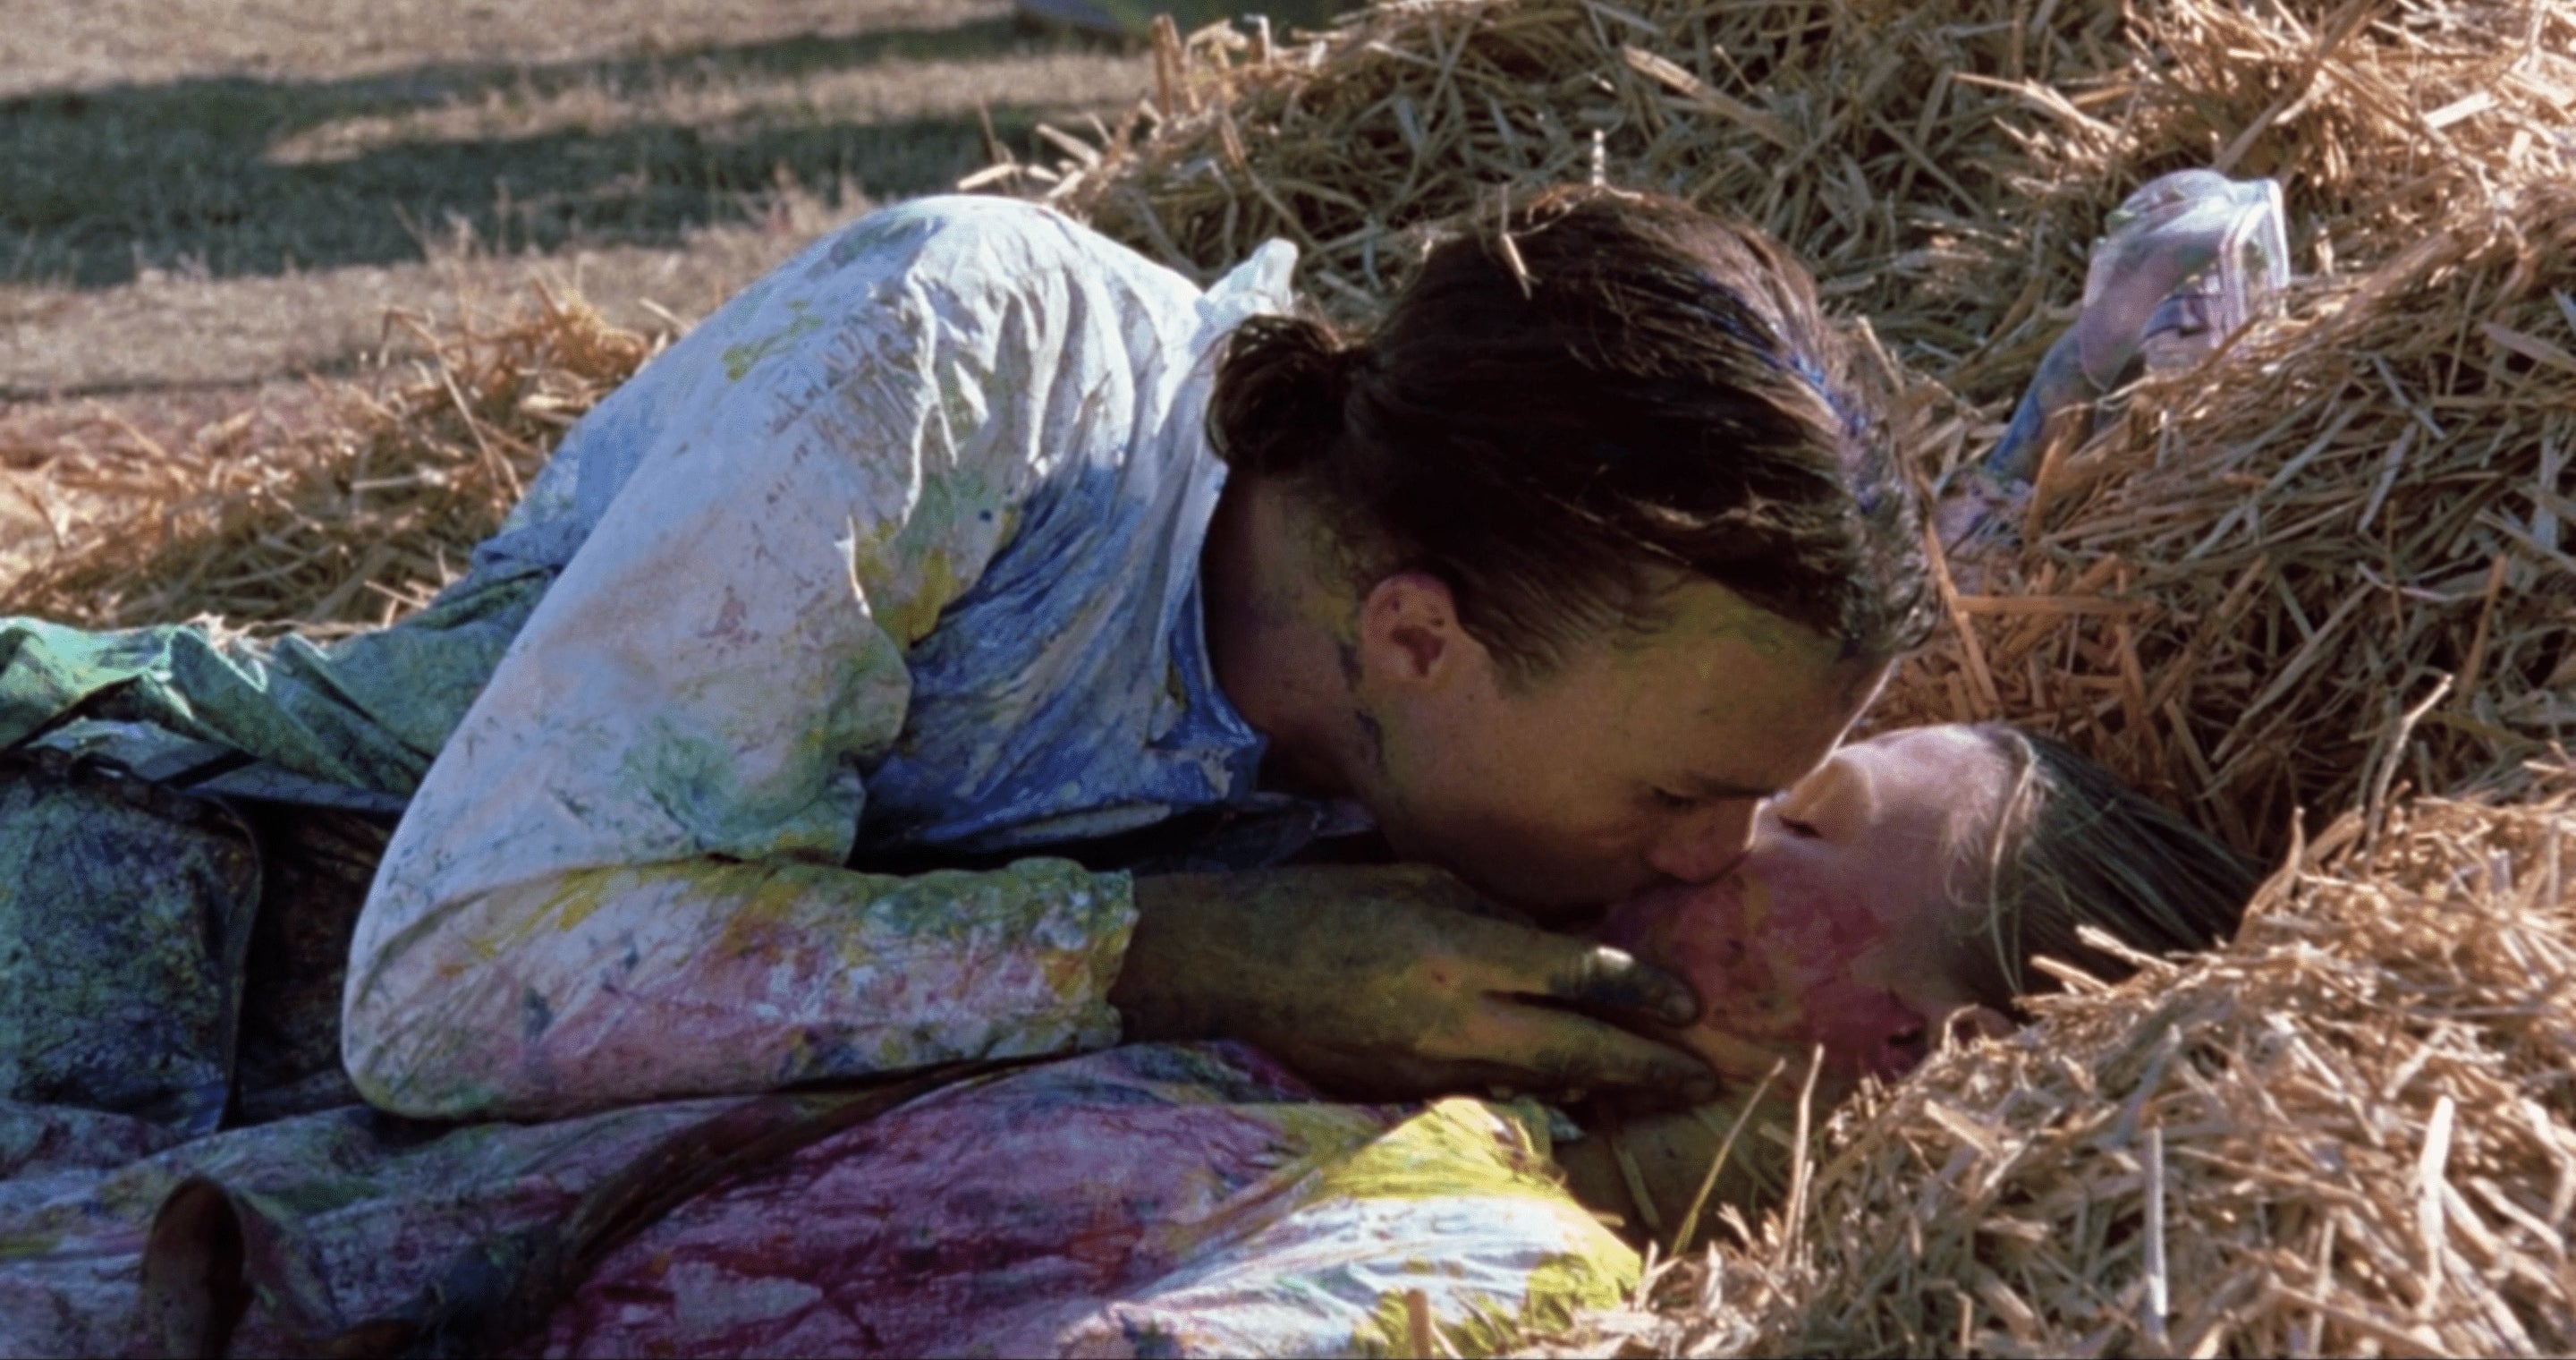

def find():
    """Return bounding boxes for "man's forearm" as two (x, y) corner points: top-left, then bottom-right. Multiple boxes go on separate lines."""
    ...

(343, 856), (1137, 1120)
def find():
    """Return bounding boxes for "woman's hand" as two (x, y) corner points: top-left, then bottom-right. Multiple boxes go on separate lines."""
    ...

(1555, 1087), (1800, 1251)
(1110, 864), (1719, 1105)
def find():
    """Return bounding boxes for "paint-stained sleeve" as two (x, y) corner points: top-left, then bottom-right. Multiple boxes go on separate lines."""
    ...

(341, 201), (1160, 1120)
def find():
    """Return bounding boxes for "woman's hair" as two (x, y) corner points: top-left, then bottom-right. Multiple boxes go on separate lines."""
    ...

(1962, 724), (2260, 1008)
(1206, 186), (1934, 683)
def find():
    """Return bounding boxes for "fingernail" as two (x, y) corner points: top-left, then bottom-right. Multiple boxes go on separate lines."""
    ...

(1660, 991), (1700, 1025)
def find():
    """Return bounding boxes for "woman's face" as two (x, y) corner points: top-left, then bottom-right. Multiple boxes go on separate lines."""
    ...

(1351, 578), (1886, 918)
(1595, 725), (2014, 1093)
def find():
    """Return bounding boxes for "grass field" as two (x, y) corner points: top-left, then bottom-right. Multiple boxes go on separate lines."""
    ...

(0, 0), (1150, 412)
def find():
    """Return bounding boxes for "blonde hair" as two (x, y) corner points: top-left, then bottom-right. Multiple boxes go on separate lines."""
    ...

(1961, 724), (2258, 1008)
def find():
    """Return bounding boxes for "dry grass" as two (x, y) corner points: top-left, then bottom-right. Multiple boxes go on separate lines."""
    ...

(1025, 0), (2140, 409)
(1, 0), (1005, 98)
(0, 0), (1152, 626)
(1, 290), (658, 633)
(1877, 184), (2576, 856)
(1018, 0), (2573, 398)
(0, 213), (826, 398)
(3, 0), (1140, 291)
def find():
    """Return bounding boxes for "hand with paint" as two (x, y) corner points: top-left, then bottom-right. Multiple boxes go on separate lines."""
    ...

(1112, 863), (1724, 1105)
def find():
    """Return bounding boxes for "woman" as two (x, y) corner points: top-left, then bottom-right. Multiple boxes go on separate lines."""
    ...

(0, 187), (1930, 1127)
(1554, 722), (2257, 1236)
(0, 722), (2253, 1357)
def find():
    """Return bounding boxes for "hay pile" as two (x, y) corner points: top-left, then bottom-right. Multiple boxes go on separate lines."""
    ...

(1877, 187), (2576, 854)
(1022, 0), (2574, 400)
(1553, 778), (2576, 1356)
(0, 291), (660, 635)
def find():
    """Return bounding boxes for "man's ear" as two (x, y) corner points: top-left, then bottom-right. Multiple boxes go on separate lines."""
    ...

(1352, 571), (1481, 690)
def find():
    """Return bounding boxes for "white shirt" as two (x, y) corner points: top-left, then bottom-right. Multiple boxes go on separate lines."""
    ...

(345, 197), (1301, 1119)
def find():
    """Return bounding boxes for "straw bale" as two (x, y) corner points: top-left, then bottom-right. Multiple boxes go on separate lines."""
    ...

(0, 0), (2563, 1349)
(1879, 181), (2576, 855)
(1541, 770), (2576, 1357)
(0, 288), (659, 636)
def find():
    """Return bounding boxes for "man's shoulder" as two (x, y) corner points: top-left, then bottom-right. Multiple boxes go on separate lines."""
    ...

(798, 196), (1198, 310)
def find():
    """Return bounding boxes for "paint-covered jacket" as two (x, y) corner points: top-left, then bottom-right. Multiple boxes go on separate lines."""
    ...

(0, 1043), (1639, 1358)
(344, 198), (1309, 1120)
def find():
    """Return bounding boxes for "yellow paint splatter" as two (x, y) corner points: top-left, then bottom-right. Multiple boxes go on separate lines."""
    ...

(878, 548), (962, 648)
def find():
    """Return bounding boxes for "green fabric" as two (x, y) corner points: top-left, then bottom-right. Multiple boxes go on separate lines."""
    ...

(0, 567), (549, 796)
(0, 750), (260, 1133)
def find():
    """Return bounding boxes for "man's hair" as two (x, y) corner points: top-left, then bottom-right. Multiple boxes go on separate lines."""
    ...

(1206, 185), (1934, 682)
(1961, 724), (2260, 1008)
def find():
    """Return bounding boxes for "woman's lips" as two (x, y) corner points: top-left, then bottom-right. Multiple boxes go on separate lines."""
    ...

(1593, 884), (1693, 967)
(1587, 891), (1669, 957)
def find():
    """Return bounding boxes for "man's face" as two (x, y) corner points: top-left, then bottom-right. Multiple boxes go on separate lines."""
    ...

(1347, 577), (1884, 919)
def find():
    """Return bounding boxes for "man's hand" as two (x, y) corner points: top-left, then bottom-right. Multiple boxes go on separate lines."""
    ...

(1109, 864), (1718, 1105)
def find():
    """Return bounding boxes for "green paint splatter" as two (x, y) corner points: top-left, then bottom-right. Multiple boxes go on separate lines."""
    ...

(721, 308), (826, 381)
(0, 1235), (59, 1261)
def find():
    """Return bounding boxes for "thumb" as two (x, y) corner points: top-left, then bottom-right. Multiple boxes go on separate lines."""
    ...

(1532, 939), (1702, 1027)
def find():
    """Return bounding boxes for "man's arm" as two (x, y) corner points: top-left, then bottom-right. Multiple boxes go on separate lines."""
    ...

(344, 201), (1172, 1120)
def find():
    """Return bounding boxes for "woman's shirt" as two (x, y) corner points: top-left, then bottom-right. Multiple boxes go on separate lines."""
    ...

(0, 1044), (1639, 1359)
(344, 198), (1309, 1120)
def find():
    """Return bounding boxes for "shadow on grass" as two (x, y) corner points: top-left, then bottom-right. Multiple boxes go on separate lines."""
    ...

(0, 16), (1128, 287)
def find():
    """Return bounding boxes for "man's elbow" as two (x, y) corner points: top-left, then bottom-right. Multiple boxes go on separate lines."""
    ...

(340, 940), (525, 1121)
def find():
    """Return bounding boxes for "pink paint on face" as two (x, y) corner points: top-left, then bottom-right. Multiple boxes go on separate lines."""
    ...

(1597, 726), (2016, 1093)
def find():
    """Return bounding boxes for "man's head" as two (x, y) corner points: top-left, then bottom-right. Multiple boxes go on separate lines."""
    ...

(1329, 568), (1882, 912)
(1207, 187), (1931, 911)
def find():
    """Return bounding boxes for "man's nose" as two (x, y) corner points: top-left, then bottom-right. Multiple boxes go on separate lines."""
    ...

(1645, 801), (1758, 884)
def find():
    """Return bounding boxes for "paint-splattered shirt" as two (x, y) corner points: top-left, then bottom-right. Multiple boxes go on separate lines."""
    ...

(0, 1043), (1638, 1357)
(345, 198), (1309, 1120)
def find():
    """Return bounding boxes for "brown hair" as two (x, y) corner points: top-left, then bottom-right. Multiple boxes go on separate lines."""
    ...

(1962, 724), (2259, 1008)
(1206, 186), (1933, 681)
